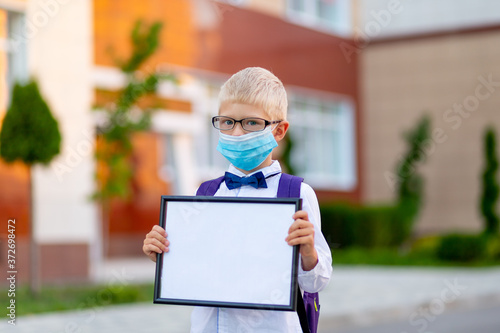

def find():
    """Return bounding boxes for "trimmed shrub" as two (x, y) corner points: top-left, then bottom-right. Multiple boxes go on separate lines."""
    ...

(0, 80), (61, 165)
(480, 127), (499, 235)
(394, 116), (431, 236)
(436, 234), (487, 262)
(320, 203), (405, 249)
(320, 203), (357, 248)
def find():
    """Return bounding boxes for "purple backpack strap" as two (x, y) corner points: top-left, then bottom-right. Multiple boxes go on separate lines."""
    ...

(278, 174), (319, 333)
(277, 173), (303, 198)
(302, 292), (320, 333)
(196, 176), (225, 196)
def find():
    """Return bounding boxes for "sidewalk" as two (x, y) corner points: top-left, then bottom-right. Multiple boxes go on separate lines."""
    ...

(3, 259), (500, 333)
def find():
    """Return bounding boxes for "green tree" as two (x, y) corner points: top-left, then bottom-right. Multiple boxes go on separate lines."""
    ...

(480, 127), (499, 235)
(0, 80), (61, 294)
(395, 115), (431, 242)
(93, 21), (174, 255)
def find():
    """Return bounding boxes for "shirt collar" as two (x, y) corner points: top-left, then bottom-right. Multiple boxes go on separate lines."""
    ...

(227, 160), (282, 178)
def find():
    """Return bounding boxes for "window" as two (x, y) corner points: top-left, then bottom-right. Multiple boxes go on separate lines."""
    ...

(0, 8), (27, 111)
(287, 94), (356, 190)
(287, 0), (351, 37)
(0, 9), (8, 112)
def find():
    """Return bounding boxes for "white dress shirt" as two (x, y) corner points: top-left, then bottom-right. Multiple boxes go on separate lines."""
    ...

(190, 161), (333, 333)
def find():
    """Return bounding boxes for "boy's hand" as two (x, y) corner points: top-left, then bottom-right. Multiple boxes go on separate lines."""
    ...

(143, 225), (169, 262)
(285, 210), (318, 271)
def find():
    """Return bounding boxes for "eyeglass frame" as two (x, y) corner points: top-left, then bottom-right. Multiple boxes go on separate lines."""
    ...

(211, 116), (282, 132)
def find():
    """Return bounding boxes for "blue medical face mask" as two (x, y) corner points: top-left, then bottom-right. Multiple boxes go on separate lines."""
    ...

(216, 127), (278, 171)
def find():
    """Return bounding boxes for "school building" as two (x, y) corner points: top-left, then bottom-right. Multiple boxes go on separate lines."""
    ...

(0, 0), (499, 284)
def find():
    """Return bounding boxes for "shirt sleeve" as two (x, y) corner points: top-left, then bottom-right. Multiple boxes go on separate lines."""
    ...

(297, 183), (333, 293)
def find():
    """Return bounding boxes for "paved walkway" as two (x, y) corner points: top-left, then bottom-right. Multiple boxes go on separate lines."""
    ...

(3, 259), (500, 332)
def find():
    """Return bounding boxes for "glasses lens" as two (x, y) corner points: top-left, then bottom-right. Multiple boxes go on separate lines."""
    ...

(242, 118), (266, 131)
(214, 116), (234, 130)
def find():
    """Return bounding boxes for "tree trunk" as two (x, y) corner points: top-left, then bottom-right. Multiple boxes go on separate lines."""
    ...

(29, 166), (41, 295)
(101, 198), (110, 258)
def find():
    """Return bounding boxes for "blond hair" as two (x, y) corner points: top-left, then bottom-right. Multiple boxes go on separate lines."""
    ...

(218, 67), (287, 120)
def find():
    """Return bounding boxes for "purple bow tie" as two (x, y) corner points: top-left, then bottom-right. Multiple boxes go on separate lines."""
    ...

(224, 171), (268, 190)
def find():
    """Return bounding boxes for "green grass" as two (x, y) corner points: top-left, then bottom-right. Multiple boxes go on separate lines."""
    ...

(0, 283), (154, 316)
(332, 247), (500, 267)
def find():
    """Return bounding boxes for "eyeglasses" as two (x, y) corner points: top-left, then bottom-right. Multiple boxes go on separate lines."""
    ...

(212, 116), (282, 132)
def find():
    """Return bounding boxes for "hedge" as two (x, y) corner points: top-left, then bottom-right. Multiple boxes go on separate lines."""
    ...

(436, 233), (487, 262)
(320, 203), (412, 249)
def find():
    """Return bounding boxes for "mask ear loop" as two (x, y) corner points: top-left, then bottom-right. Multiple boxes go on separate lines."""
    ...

(270, 121), (283, 133)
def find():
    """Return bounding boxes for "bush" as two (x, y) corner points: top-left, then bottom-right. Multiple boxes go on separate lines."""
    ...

(320, 203), (407, 249)
(0, 80), (61, 165)
(394, 115), (431, 236)
(480, 127), (499, 235)
(484, 234), (500, 260)
(436, 234), (487, 262)
(411, 234), (441, 256)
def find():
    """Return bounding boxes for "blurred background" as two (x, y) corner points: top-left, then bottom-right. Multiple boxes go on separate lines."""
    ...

(0, 0), (499, 330)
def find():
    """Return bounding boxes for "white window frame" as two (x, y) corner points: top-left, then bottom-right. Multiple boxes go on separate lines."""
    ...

(0, 6), (28, 106)
(287, 91), (357, 191)
(287, 0), (352, 37)
(212, 0), (248, 11)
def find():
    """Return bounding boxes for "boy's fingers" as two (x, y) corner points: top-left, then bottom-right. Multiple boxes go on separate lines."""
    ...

(143, 238), (168, 261)
(286, 218), (315, 247)
(144, 238), (169, 252)
(289, 227), (314, 238)
(146, 250), (158, 263)
(152, 225), (167, 237)
(144, 226), (168, 263)
(146, 235), (169, 247)
(286, 229), (314, 243)
(143, 244), (160, 255)
(145, 244), (167, 255)
(147, 229), (168, 243)
(287, 237), (315, 255)
(143, 242), (168, 263)
(292, 210), (308, 220)
(288, 219), (313, 233)
(152, 225), (165, 232)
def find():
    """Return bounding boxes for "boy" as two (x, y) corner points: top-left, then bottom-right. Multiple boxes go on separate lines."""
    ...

(143, 67), (332, 332)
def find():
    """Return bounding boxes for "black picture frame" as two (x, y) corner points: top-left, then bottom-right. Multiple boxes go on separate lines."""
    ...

(153, 195), (302, 311)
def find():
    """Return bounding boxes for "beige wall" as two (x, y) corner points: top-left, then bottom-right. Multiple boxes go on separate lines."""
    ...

(27, 0), (98, 279)
(362, 29), (500, 234)
(247, 0), (286, 17)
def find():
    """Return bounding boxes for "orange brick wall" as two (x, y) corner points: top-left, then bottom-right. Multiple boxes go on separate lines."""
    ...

(94, 0), (199, 69)
(0, 161), (30, 237)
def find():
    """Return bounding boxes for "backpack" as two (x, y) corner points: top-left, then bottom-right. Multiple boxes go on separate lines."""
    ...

(196, 173), (319, 333)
